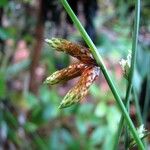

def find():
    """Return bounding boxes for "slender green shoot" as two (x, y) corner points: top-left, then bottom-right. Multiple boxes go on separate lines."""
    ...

(60, 0), (144, 149)
(133, 88), (147, 148)
(113, 0), (141, 149)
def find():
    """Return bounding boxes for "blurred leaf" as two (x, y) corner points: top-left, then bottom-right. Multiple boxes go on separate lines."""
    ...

(106, 106), (120, 133)
(26, 93), (38, 109)
(0, 27), (11, 40)
(0, 121), (8, 140)
(42, 104), (58, 121)
(6, 60), (30, 79)
(38, 86), (59, 121)
(0, 72), (6, 98)
(4, 110), (18, 128)
(0, 0), (8, 7)
(90, 126), (107, 146)
(136, 46), (150, 78)
(76, 103), (97, 135)
(103, 132), (116, 150)
(90, 84), (114, 103)
(133, 68), (142, 92)
(77, 103), (94, 117)
(24, 122), (38, 133)
(30, 106), (44, 125)
(90, 84), (101, 99)
(23, 34), (34, 44)
(8, 128), (21, 146)
(95, 101), (107, 118)
(76, 117), (88, 135)
(39, 86), (60, 106)
(49, 129), (74, 150)
(33, 134), (47, 150)
(39, 85), (51, 104)
(95, 33), (110, 46)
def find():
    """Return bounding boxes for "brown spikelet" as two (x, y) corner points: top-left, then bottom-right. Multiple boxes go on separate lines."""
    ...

(45, 38), (96, 65)
(45, 38), (100, 108)
(59, 66), (100, 108)
(44, 62), (87, 85)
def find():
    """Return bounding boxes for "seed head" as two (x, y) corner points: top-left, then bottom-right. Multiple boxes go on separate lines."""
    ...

(45, 38), (96, 65)
(44, 63), (87, 85)
(45, 38), (100, 108)
(119, 51), (131, 80)
(59, 66), (100, 108)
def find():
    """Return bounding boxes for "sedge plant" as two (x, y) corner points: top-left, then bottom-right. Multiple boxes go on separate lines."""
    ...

(45, 0), (144, 149)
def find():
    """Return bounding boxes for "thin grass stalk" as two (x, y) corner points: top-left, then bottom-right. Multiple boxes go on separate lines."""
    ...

(124, 0), (141, 148)
(125, 100), (130, 149)
(113, 88), (143, 150)
(125, 82), (132, 149)
(113, 0), (141, 149)
(113, 88), (131, 150)
(133, 88), (147, 148)
(60, 0), (144, 149)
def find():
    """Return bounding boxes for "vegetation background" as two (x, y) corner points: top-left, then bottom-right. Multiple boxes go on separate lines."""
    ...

(0, 0), (149, 149)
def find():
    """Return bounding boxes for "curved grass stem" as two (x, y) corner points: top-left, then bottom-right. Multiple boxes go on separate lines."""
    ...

(60, 0), (144, 149)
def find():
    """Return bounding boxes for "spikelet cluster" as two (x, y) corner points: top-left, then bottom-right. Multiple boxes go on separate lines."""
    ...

(119, 51), (131, 80)
(44, 38), (100, 108)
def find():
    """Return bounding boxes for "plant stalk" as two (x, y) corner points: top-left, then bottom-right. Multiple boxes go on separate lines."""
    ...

(113, 0), (141, 149)
(60, 0), (144, 149)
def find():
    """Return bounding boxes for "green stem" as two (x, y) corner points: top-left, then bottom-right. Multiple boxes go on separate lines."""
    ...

(113, 86), (131, 150)
(113, 0), (141, 149)
(125, 83), (133, 149)
(124, 82), (131, 149)
(60, 0), (144, 149)
(133, 88), (147, 148)
(125, 99), (130, 149)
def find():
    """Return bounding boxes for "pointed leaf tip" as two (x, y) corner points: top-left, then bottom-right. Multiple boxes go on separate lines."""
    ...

(58, 100), (75, 109)
(58, 103), (68, 109)
(58, 102), (68, 109)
